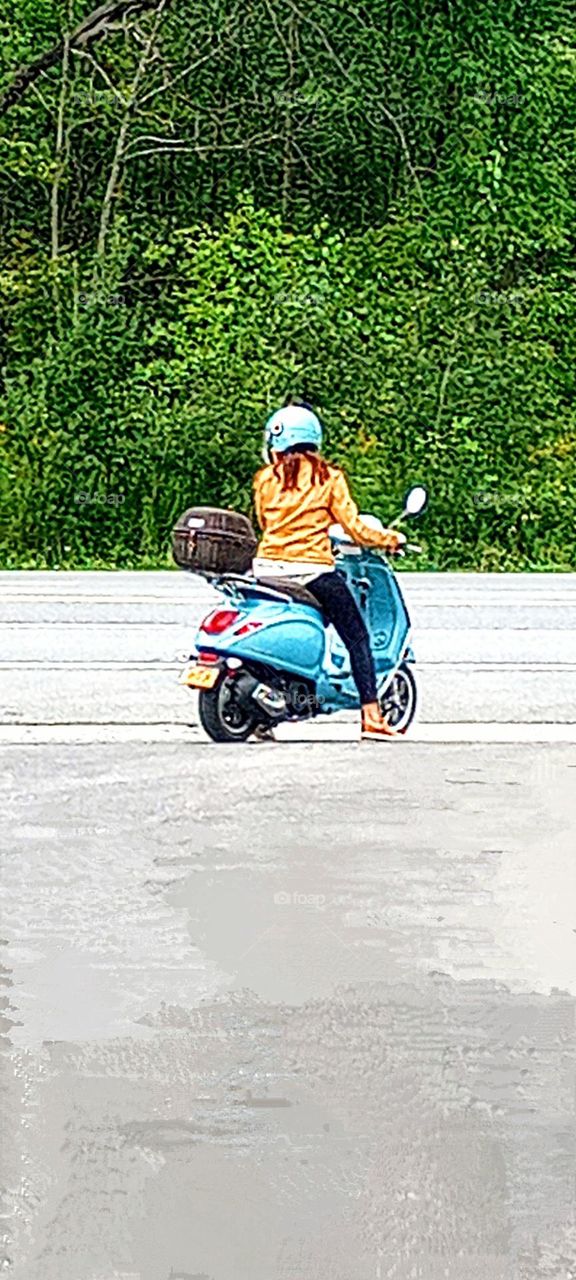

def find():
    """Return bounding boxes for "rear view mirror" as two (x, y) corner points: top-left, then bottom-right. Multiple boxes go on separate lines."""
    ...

(403, 486), (428, 518)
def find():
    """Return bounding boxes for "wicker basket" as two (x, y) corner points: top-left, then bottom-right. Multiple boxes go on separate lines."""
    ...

(172, 506), (257, 575)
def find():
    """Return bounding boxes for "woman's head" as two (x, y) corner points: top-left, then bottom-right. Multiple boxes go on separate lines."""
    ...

(263, 400), (323, 459)
(263, 399), (328, 489)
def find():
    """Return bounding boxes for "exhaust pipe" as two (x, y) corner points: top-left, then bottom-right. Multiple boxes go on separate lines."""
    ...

(230, 670), (287, 720)
(252, 682), (287, 718)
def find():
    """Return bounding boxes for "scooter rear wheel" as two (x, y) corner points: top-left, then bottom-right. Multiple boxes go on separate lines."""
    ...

(198, 675), (259, 743)
(379, 661), (418, 734)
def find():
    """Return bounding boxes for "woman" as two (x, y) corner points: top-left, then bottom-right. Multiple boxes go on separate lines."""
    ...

(253, 400), (405, 739)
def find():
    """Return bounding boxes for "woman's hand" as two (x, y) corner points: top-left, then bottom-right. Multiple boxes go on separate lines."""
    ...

(380, 530), (407, 553)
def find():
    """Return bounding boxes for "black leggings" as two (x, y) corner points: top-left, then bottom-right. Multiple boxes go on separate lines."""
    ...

(306, 570), (377, 705)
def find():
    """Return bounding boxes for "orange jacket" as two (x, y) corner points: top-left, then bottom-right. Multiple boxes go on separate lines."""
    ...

(253, 457), (394, 566)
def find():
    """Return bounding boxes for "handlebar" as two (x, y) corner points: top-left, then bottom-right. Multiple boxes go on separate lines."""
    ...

(334, 541), (423, 558)
(386, 542), (422, 557)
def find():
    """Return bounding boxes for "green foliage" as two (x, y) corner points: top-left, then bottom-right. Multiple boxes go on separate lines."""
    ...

(1, 0), (575, 569)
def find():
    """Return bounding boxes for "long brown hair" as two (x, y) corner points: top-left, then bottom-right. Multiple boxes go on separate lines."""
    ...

(273, 445), (330, 491)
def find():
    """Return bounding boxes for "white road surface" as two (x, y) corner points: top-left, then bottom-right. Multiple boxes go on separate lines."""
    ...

(2, 572), (576, 1279)
(0, 570), (575, 739)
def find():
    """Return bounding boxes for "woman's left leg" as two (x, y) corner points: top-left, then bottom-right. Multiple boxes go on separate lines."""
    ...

(306, 571), (396, 735)
(306, 570), (376, 703)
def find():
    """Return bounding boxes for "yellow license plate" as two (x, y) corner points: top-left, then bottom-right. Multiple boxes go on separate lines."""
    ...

(180, 664), (219, 689)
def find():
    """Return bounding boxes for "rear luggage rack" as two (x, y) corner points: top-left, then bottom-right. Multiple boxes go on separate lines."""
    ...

(172, 507), (257, 576)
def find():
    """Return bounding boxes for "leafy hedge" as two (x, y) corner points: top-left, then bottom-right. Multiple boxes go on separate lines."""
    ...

(2, 199), (575, 569)
(1, 0), (575, 569)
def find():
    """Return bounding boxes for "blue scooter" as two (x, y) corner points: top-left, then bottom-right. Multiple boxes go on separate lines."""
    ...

(180, 486), (427, 742)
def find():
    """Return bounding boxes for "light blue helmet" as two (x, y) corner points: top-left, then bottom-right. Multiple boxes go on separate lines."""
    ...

(264, 403), (323, 457)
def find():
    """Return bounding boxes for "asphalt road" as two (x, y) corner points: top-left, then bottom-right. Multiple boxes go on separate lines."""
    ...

(1, 572), (575, 1279)
(1, 570), (576, 737)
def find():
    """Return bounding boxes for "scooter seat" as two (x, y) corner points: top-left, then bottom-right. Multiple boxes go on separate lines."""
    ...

(255, 577), (323, 611)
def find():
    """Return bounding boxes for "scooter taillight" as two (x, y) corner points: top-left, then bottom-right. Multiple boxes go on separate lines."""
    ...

(234, 621), (263, 638)
(200, 608), (241, 635)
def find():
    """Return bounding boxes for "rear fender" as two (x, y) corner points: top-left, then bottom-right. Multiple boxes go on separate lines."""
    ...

(195, 597), (325, 680)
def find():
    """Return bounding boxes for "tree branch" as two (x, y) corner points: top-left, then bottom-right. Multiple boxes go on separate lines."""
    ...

(126, 133), (283, 161)
(0, 0), (168, 115)
(138, 15), (239, 106)
(97, 0), (168, 255)
(283, 0), (425, 203)
(72, 48), (128, 104)
(50, 29), (71, 264)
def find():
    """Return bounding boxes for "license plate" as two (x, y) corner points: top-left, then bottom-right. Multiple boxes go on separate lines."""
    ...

(180, 664), (219, 689)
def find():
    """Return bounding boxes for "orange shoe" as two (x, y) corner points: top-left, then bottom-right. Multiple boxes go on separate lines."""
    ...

(361, 715), (399, 740)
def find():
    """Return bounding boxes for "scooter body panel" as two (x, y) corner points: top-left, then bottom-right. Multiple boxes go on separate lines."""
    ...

(342, 552), (411, 671)
(197, 594), (325, 680)
(193, 550), (413, 714)
(314, 553), (412, 711)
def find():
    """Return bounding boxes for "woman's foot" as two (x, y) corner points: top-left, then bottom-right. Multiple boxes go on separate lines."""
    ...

(361, 702), (399, 739)
(361, 720), (399, 739)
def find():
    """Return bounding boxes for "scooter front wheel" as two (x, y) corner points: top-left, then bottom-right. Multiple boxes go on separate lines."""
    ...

(379, 661), (418, 734)
(198, 675), (259, 743)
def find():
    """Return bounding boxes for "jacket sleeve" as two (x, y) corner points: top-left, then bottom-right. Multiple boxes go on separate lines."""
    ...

(328, 469), (393, 549)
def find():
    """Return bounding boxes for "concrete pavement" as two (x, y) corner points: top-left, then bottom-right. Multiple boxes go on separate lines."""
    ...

(1, 571), (575, 1279)
(2, 738), (575, 1280)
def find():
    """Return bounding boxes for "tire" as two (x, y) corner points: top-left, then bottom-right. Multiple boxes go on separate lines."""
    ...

(198, 674), (259, 743)
(379, 661), (418, 734)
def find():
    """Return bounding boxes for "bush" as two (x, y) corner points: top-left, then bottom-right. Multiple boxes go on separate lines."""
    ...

(1, 199), (575, 569)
